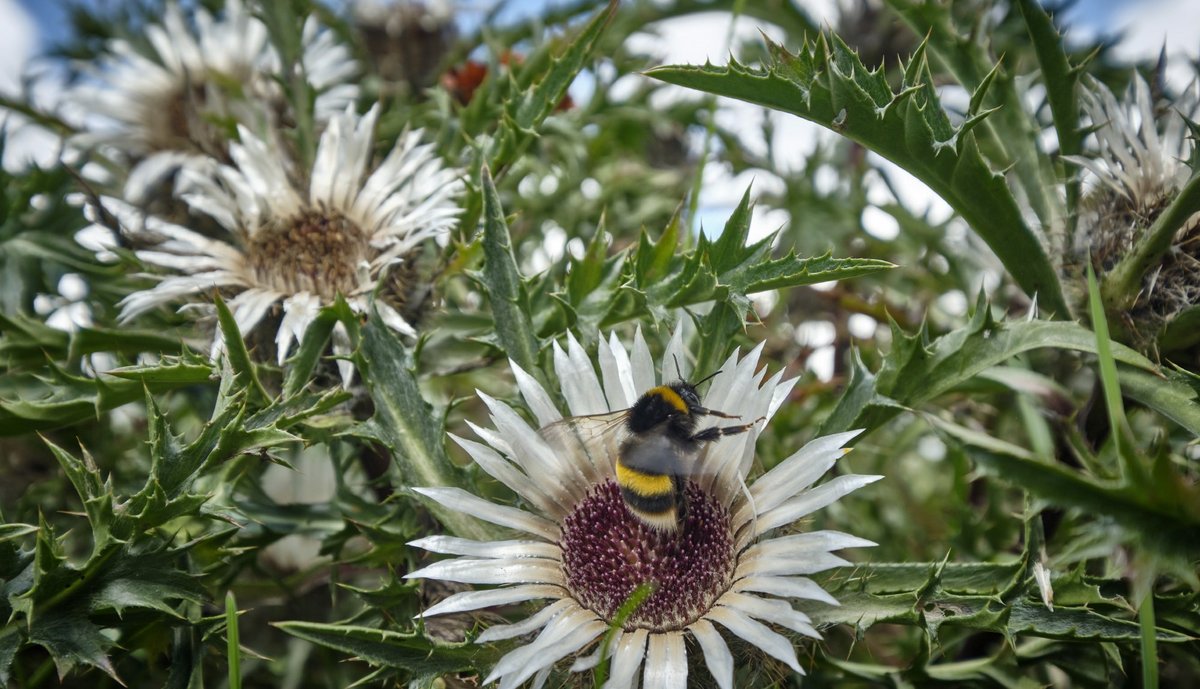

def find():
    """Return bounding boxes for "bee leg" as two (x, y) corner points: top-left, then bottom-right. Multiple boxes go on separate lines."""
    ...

(693, 406), (739, 419)
(690, 416), (765, 442)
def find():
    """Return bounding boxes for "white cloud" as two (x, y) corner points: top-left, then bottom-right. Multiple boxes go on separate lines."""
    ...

(0, 0), (36, 94)
(0, 0), (57, 172)
(1109, 0), (1200, 87)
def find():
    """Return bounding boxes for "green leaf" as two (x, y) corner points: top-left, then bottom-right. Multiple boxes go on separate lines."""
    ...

(357, 310), (490, 540)
(809, 562), (1193, 643)
(486, 1), (617, 168)
(1120, 366), (1200, 436)
(963, 436), (1200, 559)
(0, 354), (213, 435)
(886, 0), (1062, 227)
(282, 305), (338, 397)
(1086, 264), (1143, 484)
(820, 298), (1157, 434)
(213, 295), (269, 403)
(1015, 0), (1083, 212)
(226, 591), (241, 689)
(647, 34), (1071, 316)
(273, 622), (478, 675)
(480, 165), (542, 377)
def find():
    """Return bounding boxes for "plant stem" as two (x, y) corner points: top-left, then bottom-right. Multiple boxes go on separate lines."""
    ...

(226, 591), (242, 689)
(1139, 590), (1159, 689)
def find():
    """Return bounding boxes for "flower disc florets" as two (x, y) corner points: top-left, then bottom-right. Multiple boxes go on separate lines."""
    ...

(561, 481), (735, 632)
(247, 209), (370, 300)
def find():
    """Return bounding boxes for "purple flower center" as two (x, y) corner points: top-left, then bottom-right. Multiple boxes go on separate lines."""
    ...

(559, 481), (735, 632)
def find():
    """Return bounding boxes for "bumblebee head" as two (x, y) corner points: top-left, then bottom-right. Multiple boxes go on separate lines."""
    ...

(671, 381), (703, 411)
(628, 382), (696, 433)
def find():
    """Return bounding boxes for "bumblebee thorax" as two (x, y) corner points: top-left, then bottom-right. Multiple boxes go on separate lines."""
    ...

(627, 383), (700, 435)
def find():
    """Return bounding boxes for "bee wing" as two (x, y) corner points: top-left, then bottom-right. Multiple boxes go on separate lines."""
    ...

(619, 433), (725, 479)
(537, 410), (630, 481)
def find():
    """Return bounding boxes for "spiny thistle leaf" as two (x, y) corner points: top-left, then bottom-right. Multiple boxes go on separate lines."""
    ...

(273, 622), (479, 675)
(820, 296), (1157, 435)
(647, 34), (1070, 317)
(558, 189), (893, 333)
(213, 295), (269, 403)
(4, 520), (206, 685)
(809, 562), (1193, 643)
(357, 309), (491, 541)
(0, 353), (213, 435)
(1121, 366), (1200, 435)
(1015, 0), (1083, 170)
(486, 0), (617, 169)
(480, 165), (542, 378)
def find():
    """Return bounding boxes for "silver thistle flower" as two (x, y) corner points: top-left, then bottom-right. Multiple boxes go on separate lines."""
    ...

(407, 330), (880, 688)
(67, 0), (359, 202)
(1066, 75), (1200, 344)
(82, 104), (464, 384)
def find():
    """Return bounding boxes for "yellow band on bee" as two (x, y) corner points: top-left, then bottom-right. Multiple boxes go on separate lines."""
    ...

(616, 462), (673, 497)
(647, 386), (689, 413)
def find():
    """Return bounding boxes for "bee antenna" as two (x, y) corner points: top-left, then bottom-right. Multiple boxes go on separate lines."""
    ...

(692, 369), (721, 387)
(672, 353), (683, 381)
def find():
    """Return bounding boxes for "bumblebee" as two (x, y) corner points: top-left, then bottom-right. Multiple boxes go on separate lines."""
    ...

(539, 376), (758, 531)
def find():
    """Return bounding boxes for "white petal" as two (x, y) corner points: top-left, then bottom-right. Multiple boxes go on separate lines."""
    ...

(407, 535), (559, 560)
(228, 287), (279, 338)
(689, 619), (733, 689)
(374, 301), (417, 337)
(554, 334), (608, 415)
(598, 334), (632, 409)
(569, 630), (615, 672)
(448, 434), (564, 516)
(488, 607), (605, 688)
(603, 629), (648, 689)
(642, 632), (687, 689)
(741, 530), (877, 562)
(411, 487), (559, 541)
(717, 592), (820, 638)
(531, 666), (553, 689)
(478, 392), (590, 499)
(630, 325), (656, 391)
(511, 360), (562, 427)
(608, 331), (639, 405)
(733, 576), (839, 606)
(743, 430), (864, 526)
(734, 551), (851, 579)
(419, 584), (563, 618)
(765, 375), (799, 423)
(276, 292), (321, 365)
(405, 557), (563, 586)
(661, 327), (690, 382)
(331, 321), (356, 387)
(476, 599), (575, 643)
(752, 474), (883, 538)
(708, 605), (802, 674)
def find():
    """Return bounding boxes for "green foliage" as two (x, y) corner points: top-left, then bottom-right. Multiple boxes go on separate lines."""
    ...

(1, 0), (1198, 686)
(820, 293), (1157, 435)
(648, 32), (1071, 316)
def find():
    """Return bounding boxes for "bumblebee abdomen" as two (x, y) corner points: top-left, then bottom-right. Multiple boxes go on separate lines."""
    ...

(615, 462), (680, 529)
